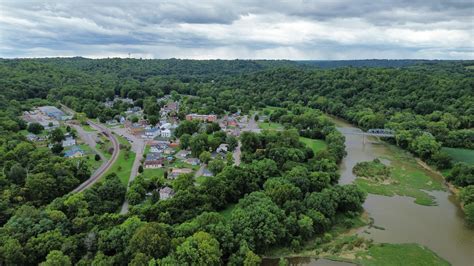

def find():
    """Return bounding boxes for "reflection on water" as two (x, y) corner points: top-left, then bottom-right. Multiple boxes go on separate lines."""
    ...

(333, 117), (474, 266)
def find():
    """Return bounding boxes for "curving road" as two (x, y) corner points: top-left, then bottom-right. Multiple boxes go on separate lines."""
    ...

(72, 121), (120, 193)
(61, 105), (121, 193)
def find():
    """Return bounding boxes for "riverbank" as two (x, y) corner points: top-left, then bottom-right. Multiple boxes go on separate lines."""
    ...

(263, 213), (369, 259)
(263, 211), (449, 266)
(328, 115), (473, 266)
(353, 144), (445, 206)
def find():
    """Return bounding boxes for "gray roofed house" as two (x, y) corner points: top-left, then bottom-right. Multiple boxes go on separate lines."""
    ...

(159, 186), (175, 200)
(62, 136), (76, 147)
(185, 158), (200, 166)
(146, 152), (163, 161)
(202, 168), (214, 177)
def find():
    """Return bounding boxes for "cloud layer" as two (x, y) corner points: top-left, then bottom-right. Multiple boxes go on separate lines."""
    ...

(1, 0), (473, 59)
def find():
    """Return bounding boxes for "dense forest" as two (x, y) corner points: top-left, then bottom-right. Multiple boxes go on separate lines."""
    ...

(0, 58), (473, 264)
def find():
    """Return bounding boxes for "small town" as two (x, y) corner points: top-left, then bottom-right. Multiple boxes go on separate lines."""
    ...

(2, 1), (473, 265)
(20, 96), (253, 205)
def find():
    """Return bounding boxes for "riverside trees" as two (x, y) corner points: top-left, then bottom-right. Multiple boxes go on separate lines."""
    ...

(0, 58), (471, 264)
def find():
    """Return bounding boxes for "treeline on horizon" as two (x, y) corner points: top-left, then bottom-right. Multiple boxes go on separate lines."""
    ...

(0, 58), (473, 264)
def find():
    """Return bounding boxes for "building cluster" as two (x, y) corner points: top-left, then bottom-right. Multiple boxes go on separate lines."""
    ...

(161, 101), (179, 118)
(143, 141), (176, 168)
(220, 114), (239, 128)
(61, 132), (85, 159)
(22, 106), (64, 131)
(218, 113), (243, 137)
(144, 152), (165, 169)
(126, 120), (177, 139)
(38, 106), (72, 121)
(185, 114), (217, 122)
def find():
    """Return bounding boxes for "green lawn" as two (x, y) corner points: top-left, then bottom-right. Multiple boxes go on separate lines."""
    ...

(258, 121), (284, 130)
(300, 137), (327, 154)
(171, 160), (199, 170)
(67, 144), (103, 173)
(77, 144), (102, 171)
(20, 129), (49, 138)
(104, 135), (135, 185)
(96, 135), (113, 159)
(82, 124), (96, 132)
(351, 243), (449, 266)
(142, 168), (165, 179)
(442, 147), (474, 165)
(354, 145), (445, 206)
(144, 144), (151, 154)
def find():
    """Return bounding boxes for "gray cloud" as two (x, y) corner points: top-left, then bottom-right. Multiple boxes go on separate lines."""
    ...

(0, 0), (473, 59)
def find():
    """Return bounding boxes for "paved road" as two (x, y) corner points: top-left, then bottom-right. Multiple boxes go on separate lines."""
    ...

(232, 113), (259, 166)
(241, 113), (261, 133)
(61, 105), (121, 193)
(194, 164), (205, 178)
(113, 127), (146, 214)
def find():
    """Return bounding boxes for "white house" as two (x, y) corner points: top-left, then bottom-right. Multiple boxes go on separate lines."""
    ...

(144, 127), (161, 139)
(62, 136), (76, 147)
(161, 129), (171, 138)
(160, 122), (172, 130)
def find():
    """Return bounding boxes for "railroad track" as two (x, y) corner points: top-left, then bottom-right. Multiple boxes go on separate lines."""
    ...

(61, 105), (121, 193)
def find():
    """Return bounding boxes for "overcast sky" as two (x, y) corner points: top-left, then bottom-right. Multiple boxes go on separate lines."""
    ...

(1, 0), (473, 59)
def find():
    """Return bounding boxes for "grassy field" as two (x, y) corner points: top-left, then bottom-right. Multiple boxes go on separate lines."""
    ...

(104, 135), (135, 185)
(171, 160), (200, 170)
(300, 137), (327, 154)
(78, 144), (102, 170)
(442, 147), (474, 165)
(20, 129), (50, 138)
(354, 145), (445, 206)
(82, 124), (96, 132)
(67, 144), (103, 173)
(142, 168), (165, 180)
(258, 121), (284, 130)
(350, 243), (449, 266)
(96, 135), (112, 159)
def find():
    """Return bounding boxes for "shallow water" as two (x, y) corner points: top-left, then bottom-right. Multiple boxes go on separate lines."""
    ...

(333, 117), (474, 266)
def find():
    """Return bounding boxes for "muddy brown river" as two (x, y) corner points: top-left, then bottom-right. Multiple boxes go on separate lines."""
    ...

(335, 117), (474, 266)
(263, 118), (473, 266)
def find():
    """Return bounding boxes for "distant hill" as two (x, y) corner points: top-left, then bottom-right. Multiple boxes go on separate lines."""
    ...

(296, 59), (436, 68)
